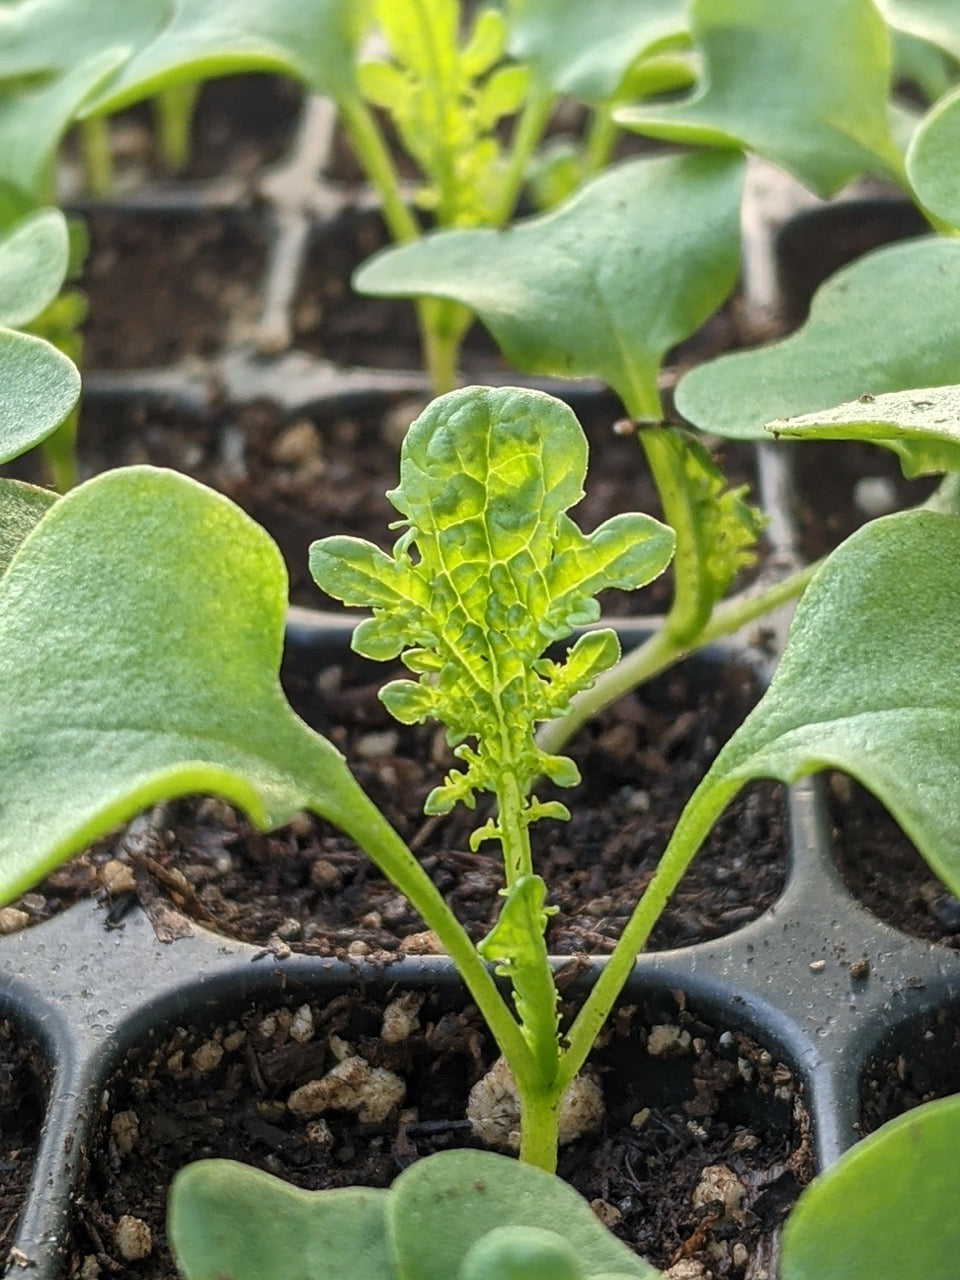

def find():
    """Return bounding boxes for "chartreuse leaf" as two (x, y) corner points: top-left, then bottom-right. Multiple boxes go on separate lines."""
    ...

(0, 208), (69, 328)
(168, 1159), (392, 1280)
(878, 0), (960, 64)
(907, 85), (960, 227)
(477, 875), (558, 1078)
(355, 153), (744, 419)
(780, 1095), (960, 1280)
(168, 1150), (659, 1280)
(615, 0), (904, 197)
(675, 238), (960, 440)
(311, 386), (674, 869)
(768, 384), (960, 477)
(388, 1150), (657, 1280)
(82, 0), (373, 115)
(358, 0), (527, 227)
(674, 510), (960, 900)
(504, 0), (688, 101)
(0, 327), (80, 462)
(0, 480), (56, 574)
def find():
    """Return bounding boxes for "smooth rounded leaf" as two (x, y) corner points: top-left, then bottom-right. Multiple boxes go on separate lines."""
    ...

(169, 1159), (392, 1280)
(0, 208), (69, 328)
(356, 153), (744, 418)
(460, 1227), (583, 1280)
(768, 383), (960, 476)
(617, 0), (903, 197)
(781, 1095), (960, 1280)
(388, 1150), (658, 1280)
(0, 466), (395, 902)
(676, 238), (960, 440)
(0, 327), (80, 462)
(701, 509), (960, 896)
(0, 0), (167, 79)
(907, 84), (960, 227)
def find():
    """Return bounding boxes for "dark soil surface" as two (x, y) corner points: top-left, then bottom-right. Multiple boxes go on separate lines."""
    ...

(860, 1000), (960, 1137)
(0, 1019), (49, 1259)
(791, 440), (938, 566)
(829, 777), (960, 951)
(67, 987), (812, 1279)
(16, 650), (786, 956)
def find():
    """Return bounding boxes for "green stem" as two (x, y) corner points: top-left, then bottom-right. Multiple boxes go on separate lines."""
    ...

(153, 81), (201, 172)
(337, 92), (421, 244)
(493, 85), (554, 225)
(537, 559), (819, 756)
(335, 778), (540, 1082)
(417, 297), (471, 395)
(496, 770), (535, 887)
(517, 1084), (561, 1172)
(79, 115), (113, 197)
(640, 427), (713, 646)
(582, 105), (617, 179)
(558, 771), (744, 1091)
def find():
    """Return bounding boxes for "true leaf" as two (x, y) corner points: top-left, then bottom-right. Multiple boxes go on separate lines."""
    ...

(675, 238), (960, 440)
(768, 383), (960, 477)
(0, 327), (80, 463)
(0, 0), (167, 80)
(355, 153), (744, 419)
(780, 1095), (960, 1280)
(682, 509), (960, 898)
(504, 0), (688, 101)
(616, 0), (903, 197)
(310, 387), (674, 833)
(387, 1150), (657, 1280)
(0, 208), (69, 328)
(906, 84), (960, 228)
(477, 874), (559, 1079)
(169, 1160), (392, 1280)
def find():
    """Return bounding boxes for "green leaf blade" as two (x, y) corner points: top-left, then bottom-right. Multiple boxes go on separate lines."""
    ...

(768, 383), (960, 476)
(0, 327), (80, 462)
(388, 1150), (658, 1280)
(0, 467), (387, 903)
(906, 84), (960, 228)
(781, 1095), (960, 1280)
(0, 207), (69, 328)
(700, 509), (960, 897)
(676, 239), (960, 440)
(616, 0), (903, 196)
(356, 153), (744, 418)
(169, 1159), (392, 1280)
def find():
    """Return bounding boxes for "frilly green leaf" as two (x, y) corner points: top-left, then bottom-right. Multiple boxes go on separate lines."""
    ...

(311, 387), (674, 835)
(477, 874), (559, 1079)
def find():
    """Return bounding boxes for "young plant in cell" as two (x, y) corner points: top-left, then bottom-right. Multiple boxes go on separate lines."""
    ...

(310, 384), (675, 1165)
